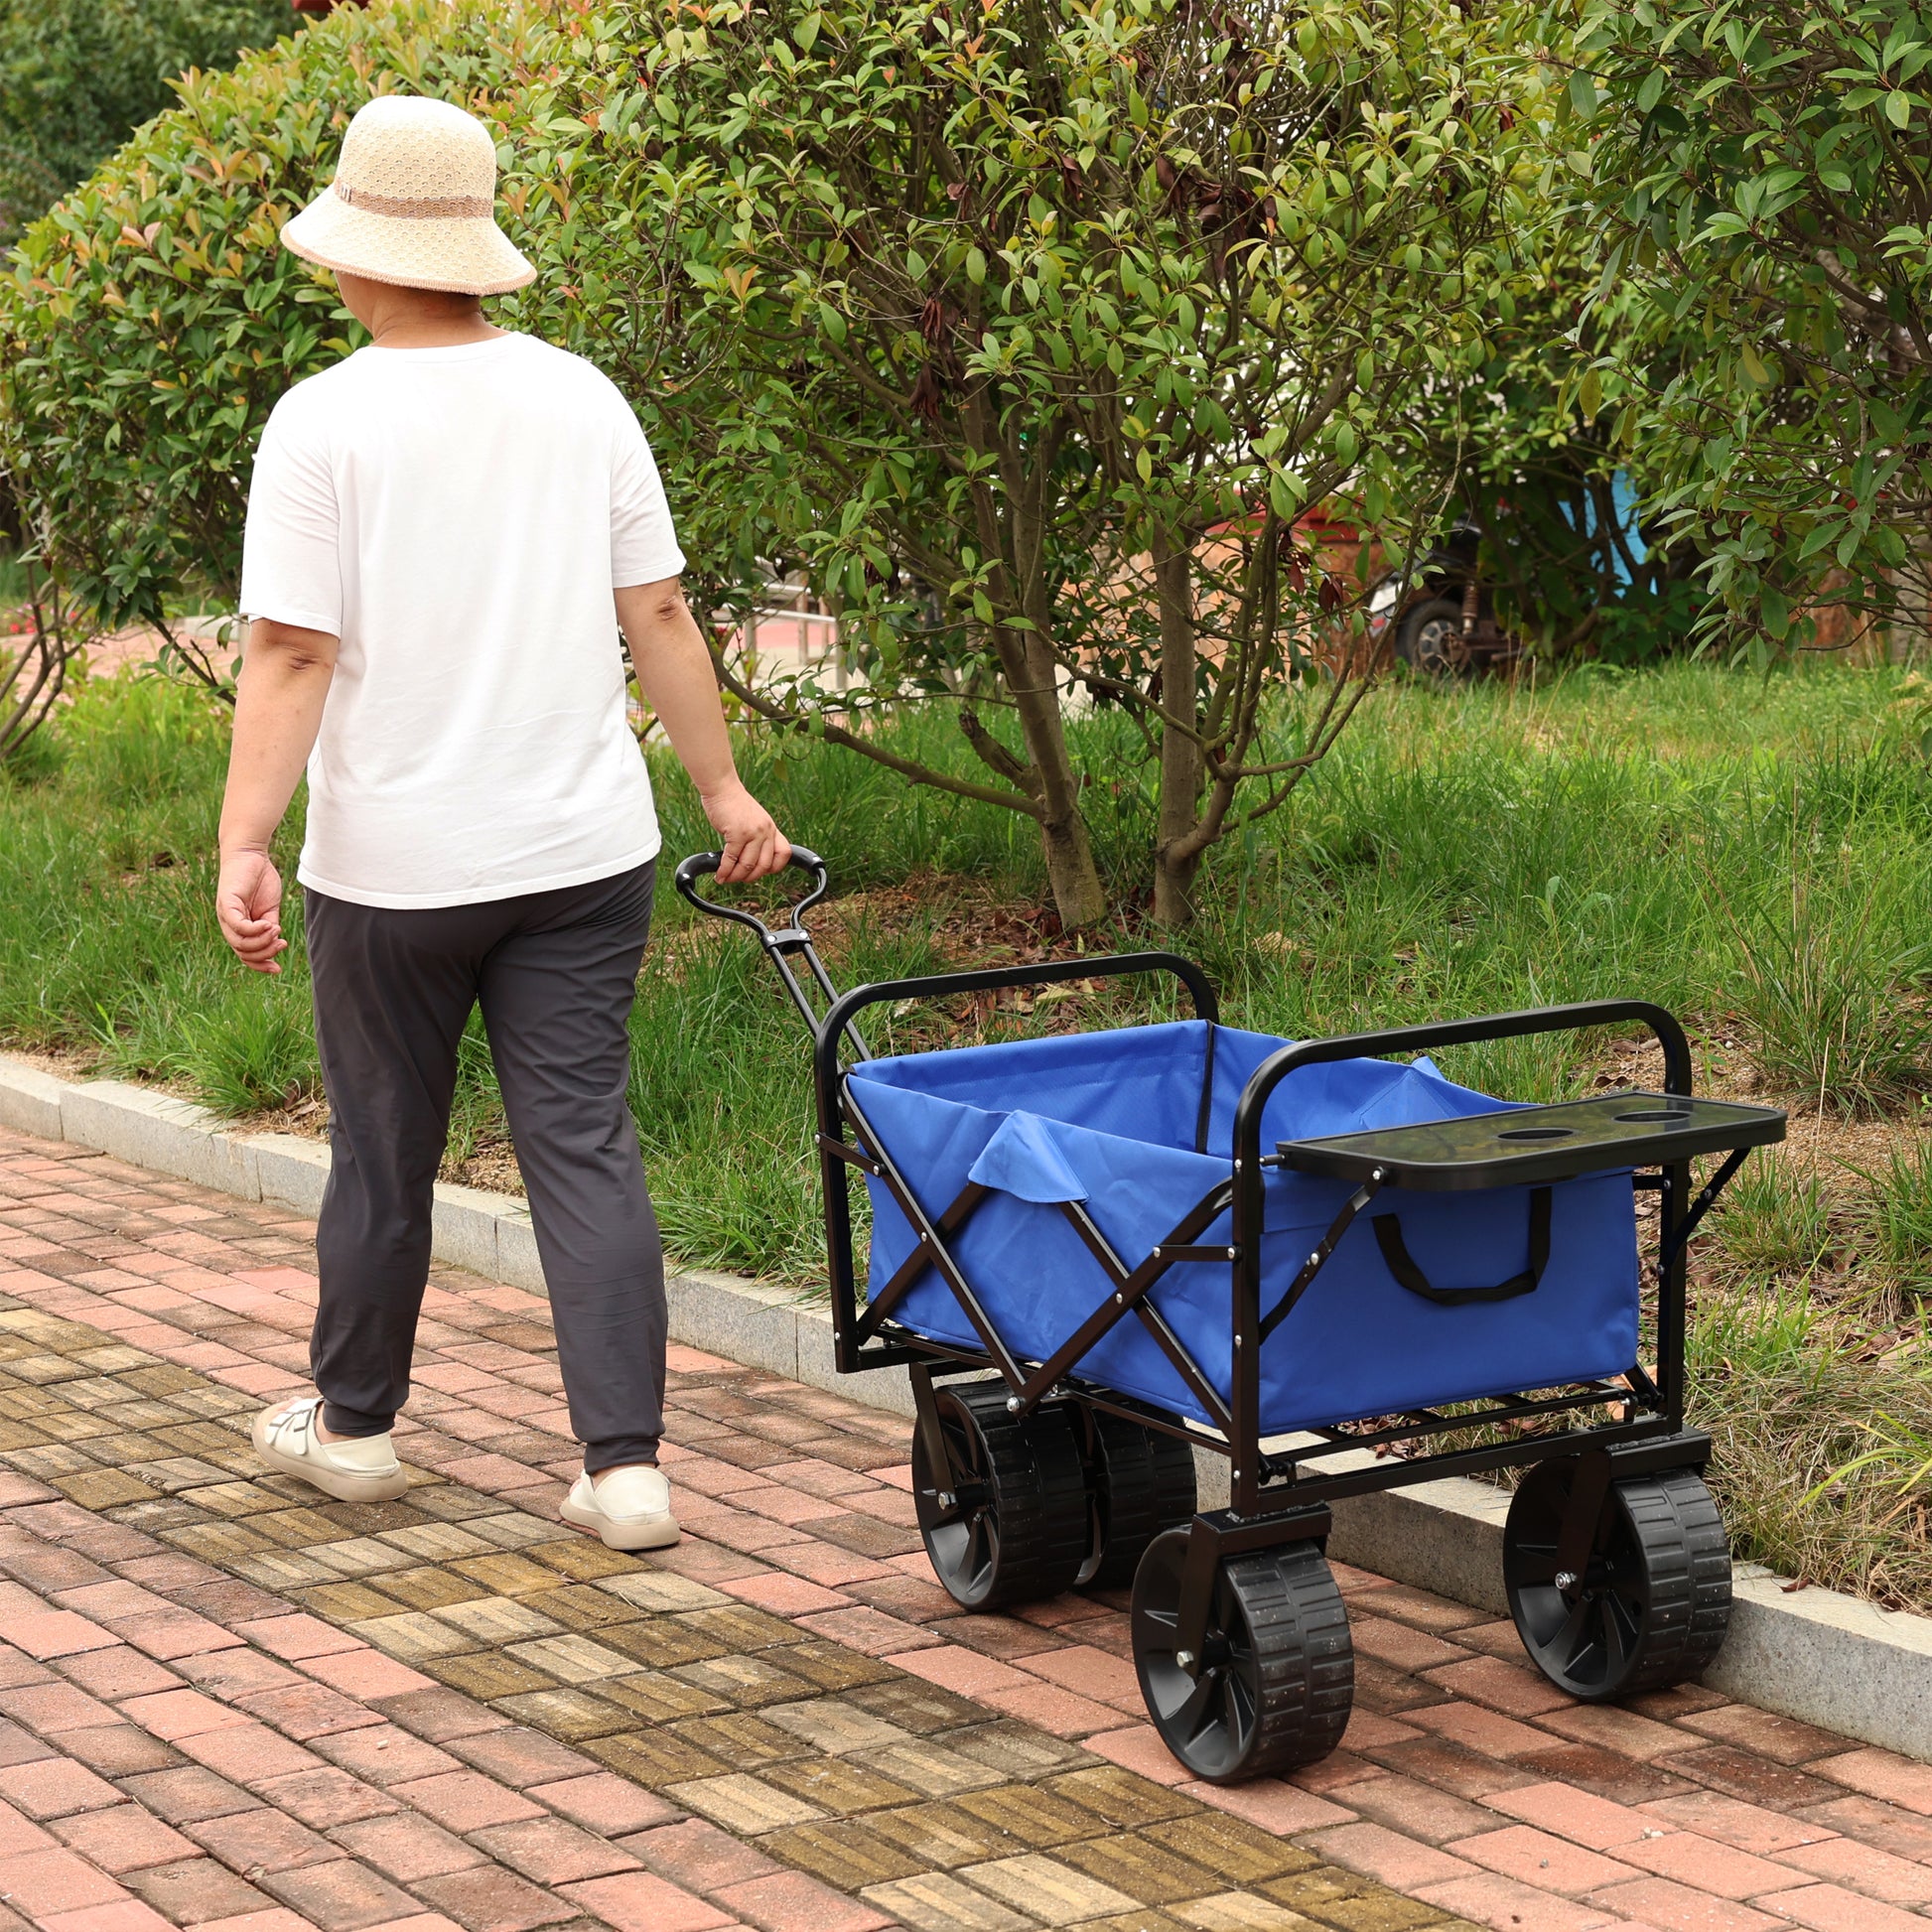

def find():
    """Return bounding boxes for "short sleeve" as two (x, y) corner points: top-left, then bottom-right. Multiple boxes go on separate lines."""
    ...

(239, 394), (344, 634)
(610, 403), (687, 588)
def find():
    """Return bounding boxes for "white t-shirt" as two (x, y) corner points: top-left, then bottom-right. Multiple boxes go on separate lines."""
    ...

(238, 332), (685, 908)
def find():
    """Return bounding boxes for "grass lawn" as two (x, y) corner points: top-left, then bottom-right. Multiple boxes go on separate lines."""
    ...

(3, 658), (1930, 1611)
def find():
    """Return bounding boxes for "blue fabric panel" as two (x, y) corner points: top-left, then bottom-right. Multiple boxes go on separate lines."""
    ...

(968, 1112), (1090, 1204)
(850, 1020), (1640, 1434)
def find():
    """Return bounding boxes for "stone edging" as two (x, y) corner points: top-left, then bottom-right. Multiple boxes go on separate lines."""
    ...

(4, 1051), (1928, 1764)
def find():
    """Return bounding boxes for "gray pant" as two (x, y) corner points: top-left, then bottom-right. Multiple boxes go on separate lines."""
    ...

(304, 860), (664, 1472)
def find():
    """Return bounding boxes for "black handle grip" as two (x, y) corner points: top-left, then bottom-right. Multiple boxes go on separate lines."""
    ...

(674, 847), (830, 940)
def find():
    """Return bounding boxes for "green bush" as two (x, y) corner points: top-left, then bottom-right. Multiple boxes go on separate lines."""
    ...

(0, 0), (564, 653)
(0, 0), (297, 248)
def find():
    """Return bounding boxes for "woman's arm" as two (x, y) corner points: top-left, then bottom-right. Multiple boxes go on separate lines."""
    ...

(214, 618), (339, 973)
(616, 577), (790, 882)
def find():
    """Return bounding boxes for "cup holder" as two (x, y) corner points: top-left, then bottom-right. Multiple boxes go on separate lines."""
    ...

(1612, 1107), (1691, 1124)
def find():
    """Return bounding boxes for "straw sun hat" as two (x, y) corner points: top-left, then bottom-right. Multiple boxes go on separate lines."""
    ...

(281, 94), (535, 297)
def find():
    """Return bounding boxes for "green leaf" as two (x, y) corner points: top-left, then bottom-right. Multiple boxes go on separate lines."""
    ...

(1887, 88), (1912, 127)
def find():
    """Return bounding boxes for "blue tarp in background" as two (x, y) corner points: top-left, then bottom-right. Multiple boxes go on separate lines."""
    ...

(851, 1021), (1640, 1436)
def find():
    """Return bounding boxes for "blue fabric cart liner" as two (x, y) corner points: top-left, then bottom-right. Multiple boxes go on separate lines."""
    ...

(850, 1020), (1640, 1436)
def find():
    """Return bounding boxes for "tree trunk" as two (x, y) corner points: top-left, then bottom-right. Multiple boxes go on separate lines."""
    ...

(1006, 628), (1107, 928)
(1152, 535), (1203, 925)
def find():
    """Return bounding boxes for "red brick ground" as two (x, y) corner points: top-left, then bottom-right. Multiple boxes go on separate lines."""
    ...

(3, 1121), (1932, 1931)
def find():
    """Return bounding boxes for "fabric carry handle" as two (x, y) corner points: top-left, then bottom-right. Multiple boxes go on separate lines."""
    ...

(1372, 1186), (1552, 1306)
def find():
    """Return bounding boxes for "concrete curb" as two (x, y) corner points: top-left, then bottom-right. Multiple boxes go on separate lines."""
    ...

(5, 1050), (1929, 1762)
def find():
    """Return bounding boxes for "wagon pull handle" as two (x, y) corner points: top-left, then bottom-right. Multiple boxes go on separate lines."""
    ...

(674, 846), (830, 942)
(1372, 1187), (1551, 1306)
(674, 848), (860, 1052)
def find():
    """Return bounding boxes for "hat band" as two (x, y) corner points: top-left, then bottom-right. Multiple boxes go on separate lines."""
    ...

(333, 181), (493, 220)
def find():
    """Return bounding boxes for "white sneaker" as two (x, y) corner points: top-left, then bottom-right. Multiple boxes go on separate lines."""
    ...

(559, 1463), (680, 1551)
(251, 1397), (410, 1503)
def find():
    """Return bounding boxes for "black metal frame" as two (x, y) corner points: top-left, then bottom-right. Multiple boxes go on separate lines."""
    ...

(676, 851), (1776, 1671)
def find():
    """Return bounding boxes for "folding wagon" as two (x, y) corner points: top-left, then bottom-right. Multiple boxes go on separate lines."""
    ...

(677, 850), (1786, 1783)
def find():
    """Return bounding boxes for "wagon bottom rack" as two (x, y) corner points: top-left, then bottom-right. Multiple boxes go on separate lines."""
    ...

(676, 850), (1787, 1784)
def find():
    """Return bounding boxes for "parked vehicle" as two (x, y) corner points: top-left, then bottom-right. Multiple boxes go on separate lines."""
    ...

(1366, 521), (1521, 677)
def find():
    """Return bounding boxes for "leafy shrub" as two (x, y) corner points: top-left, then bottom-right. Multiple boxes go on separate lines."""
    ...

(0, 0), (297, 246)
(0, 0), (563, 662)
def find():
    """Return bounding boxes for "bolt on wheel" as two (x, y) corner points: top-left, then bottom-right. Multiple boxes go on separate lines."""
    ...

(911, 1380), (1089, 1611)
(1130, 1526), (1354, 1782)
(1505, 1458), (1731, 1702)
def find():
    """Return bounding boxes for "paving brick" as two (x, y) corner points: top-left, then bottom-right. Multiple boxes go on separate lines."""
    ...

(5, 1611), (121, 1661)
(1581, 1875), (1786, 1931)
(1339, 1773), (1496, 1848)
(114, 1768), (259, 1826)
(1674, 1706), (1852, 1766)
(443, 1728), (598, 1790)
(1301, 1822), (1480, 1892)
(120, 1689), (252, 1742)
(302, 1651), (438, 1702)
(249, 1767), (401, 1831)
(1772, 1832), (1932, 1905)
(1405, 1699), (1556, 1760)
(389, 1770), (544, 1833)
(0, 1680), (121, 1734)
(312, 1726), (464, 1787)
(523, 1773), (677, 1838)
(257, 1857), (420, 1931)
(1481, 1779), (1652, 1851)
(1798, 1793), (1932, 1864)
(467, 1815), (641, 1884)
(715, 1869), (895, 1932)
(36, 1901), (177, 1932)
(558, 1869), (736, 1932)
(1751, 1880), (1932, 1931)
(1412, 1870), (1623, 1932)
(1533, 1702), (1705, 1764)
(0, 1846), (128, 1916)
(0, 1755), (124, 1818)
(1810, 1747), (1932, 1817)
(233, 1616), (363, 1663)
(1172, 1777), (1355, 1835)
(57, 1646), (183, 1703)
(51, 1806), (198, 1874)
(180, 1723), (326, 1787)
(184, 1804), (344, 1873)
(1639, 1789), (1835, 1857)
(626, 1818), (786, 1890)
(1613, 1827), (1807, 1899)
(125, 1856), (281, 1925)
(329, 1812), (484, 1884)
(1450, 1820), (1652, 1898)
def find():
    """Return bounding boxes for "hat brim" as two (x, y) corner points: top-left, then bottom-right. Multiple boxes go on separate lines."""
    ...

(282, 188), (535, 297)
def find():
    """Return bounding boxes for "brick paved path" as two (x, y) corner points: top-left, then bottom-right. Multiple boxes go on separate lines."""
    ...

(1, 1125), (1930, 1932)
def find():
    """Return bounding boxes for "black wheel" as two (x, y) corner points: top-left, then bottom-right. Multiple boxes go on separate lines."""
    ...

(1394, 596), (1467, 678)
(1077, 1411), (1198, 1591)
(1505, 1460), (1731, 1702)
(911, 1381), (1089, 1610)
(1131, 1528), (1354, 1782)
